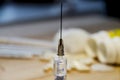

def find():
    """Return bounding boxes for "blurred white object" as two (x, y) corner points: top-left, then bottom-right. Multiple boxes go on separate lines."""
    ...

(54, 28), (90, 53)
(113, 37), (120, 64)
(54, 29), (120, 64)
(0, 37), (54, 58)
(0, 44), (54, 59)
(85, 38), (97, 58)
(79, 58), (95, 65)
(98, 37), (120, 64)
(72, 61), (90, 72)
(0, 37), (54, 48)
(85, 31), (120, 64)
(91, 63), (114, 72)
(98, 38), (117, 64)
(85, 31), (110, 58)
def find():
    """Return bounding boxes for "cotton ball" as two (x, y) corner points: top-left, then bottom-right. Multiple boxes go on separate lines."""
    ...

(54, 28), (90, 53)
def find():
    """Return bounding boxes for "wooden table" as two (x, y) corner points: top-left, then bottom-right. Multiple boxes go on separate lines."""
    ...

(0, 58), (120, 80)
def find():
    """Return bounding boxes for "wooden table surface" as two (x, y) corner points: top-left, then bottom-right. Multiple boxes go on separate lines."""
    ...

(0, 58), (120, 80)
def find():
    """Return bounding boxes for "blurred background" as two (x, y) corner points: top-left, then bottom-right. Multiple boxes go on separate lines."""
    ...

(0, 0), (120, 38)
(0, 0), (119, 25)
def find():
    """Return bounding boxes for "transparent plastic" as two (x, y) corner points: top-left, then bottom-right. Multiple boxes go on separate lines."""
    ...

(54, 56), (67, 80)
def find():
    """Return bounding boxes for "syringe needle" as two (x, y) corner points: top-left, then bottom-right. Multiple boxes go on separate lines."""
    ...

(54, 1), (67, 80)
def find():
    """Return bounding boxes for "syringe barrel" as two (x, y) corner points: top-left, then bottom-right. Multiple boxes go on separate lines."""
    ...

(54, 56), (67, 80)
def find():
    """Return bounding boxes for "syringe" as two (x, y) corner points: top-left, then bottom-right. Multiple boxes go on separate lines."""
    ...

(54, 39), (67, 80)
(54, 1), (67, 80)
